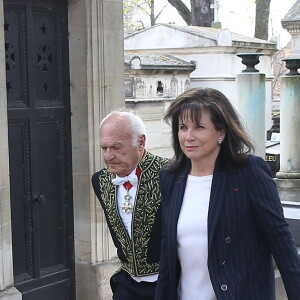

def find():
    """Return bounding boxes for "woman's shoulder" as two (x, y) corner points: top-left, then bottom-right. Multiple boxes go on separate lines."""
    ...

(237, 154), (272, 177)
(245, 154), (268, 168)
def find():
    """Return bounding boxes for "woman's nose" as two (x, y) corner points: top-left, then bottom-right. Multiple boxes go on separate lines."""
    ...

(185, 129), (195, 141)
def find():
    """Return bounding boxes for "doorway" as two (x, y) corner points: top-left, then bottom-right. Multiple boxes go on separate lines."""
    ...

(5, 0), (75, 298)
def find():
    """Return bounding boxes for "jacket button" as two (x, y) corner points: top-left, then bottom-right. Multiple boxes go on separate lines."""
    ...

(222, 260), (226, 267)
(225, 237), (231, 243)
(221, 284), (227, 291)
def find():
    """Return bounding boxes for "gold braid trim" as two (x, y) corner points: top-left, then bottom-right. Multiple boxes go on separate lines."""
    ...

(99, 151), (169, 276)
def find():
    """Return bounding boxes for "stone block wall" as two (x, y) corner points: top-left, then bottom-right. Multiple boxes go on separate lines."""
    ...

(126, 99), (174, 159)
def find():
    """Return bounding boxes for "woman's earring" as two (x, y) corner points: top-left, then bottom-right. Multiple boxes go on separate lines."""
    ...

(218, 137), (222, 145)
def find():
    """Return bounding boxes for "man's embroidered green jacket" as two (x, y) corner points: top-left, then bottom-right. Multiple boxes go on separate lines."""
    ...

(92, 151), (169, 277)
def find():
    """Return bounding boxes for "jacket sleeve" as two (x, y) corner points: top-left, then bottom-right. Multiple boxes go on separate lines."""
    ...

(91, 172), (101, 199)
(246, 156), (300, 298)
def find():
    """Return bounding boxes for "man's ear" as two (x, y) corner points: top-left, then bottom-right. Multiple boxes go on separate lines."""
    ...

(138, 135), (146, 149)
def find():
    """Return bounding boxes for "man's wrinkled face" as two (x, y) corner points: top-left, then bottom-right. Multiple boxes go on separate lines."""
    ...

(100, 117), (145, 177)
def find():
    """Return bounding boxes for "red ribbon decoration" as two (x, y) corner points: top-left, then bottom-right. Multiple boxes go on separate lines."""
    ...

(123, 167), (141, 190)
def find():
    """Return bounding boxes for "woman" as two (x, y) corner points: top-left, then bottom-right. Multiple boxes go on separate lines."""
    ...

(155, 88), (300, 300)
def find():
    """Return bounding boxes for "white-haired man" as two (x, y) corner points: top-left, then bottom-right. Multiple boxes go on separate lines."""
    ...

(92, 110), (169, 299)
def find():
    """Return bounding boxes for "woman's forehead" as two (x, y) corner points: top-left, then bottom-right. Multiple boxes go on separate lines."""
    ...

(179, 107), (209, 122)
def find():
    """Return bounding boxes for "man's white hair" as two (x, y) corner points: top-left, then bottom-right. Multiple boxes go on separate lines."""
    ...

(100, 109), (146, 146)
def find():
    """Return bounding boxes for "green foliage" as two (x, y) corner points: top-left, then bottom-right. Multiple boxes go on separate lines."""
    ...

(123, 0), (168, 35)
(123, 0), (151, 16)
(123, 0), (152, 35)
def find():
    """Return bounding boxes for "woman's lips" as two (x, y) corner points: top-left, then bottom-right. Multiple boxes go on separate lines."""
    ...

(185, 145), (199, 150)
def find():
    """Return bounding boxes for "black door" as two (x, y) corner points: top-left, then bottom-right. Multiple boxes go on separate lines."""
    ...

(4, 0), (75, 299)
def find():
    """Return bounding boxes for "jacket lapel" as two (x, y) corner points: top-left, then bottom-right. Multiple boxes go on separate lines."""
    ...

(168, 167), (189, 245)
(207, 170), (228, 251)
(164, 162), (228, 253)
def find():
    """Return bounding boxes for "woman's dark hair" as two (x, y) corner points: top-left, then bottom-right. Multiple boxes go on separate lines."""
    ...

(164, 88), (254, 172)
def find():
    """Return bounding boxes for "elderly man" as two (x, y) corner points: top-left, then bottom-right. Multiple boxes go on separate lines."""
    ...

(91, 109), (169, 300)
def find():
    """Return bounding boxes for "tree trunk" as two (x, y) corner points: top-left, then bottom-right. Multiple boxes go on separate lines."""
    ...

(190, 0), (213, 27)
(167, 0), (192, 25)
(150, 0), (155, 26)
(255, 0), (271, 40)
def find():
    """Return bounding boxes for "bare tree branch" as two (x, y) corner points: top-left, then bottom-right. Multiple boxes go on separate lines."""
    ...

(155, 2), (169, 23)
(167, 0), (192, 25)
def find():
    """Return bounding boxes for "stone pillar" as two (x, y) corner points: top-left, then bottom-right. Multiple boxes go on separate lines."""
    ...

(274, 59), (300, 300)
(282, 0), (300, 58)
(68, 0), (124, 299)
(276, 58), (300, 201)
(236, 53), (266, 158)
(277, 0), (300, 202)
(0, 0), (22, 298)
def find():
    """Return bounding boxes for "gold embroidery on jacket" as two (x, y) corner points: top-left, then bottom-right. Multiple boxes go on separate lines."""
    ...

(98, 151), (168, 276)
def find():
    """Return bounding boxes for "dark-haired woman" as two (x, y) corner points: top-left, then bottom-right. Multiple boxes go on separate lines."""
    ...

(155, 88), (300, 300)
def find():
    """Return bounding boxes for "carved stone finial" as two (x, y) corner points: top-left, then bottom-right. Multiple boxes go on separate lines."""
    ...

(282, 58), (300, 75)
(237, 53), (264, 73)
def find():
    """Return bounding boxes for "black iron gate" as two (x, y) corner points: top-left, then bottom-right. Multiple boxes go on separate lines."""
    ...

(5, 0), (75, 299)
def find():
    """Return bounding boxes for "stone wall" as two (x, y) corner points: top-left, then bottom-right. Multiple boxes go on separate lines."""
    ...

(126, 99), (174, 159)
(126, 74), (190, 100)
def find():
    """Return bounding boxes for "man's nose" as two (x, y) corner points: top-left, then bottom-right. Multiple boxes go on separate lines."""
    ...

(104, 148), (115, 160)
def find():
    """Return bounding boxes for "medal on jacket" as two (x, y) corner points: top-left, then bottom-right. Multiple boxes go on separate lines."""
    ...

(122, 188), (133, 214)
(111, 167), (141, 214)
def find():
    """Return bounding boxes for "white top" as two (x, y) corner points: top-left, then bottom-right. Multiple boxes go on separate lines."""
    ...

(116, 169), (158, 283)
(177, 175), (216, 300)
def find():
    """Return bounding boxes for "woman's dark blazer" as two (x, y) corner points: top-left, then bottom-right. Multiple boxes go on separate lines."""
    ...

(155, 155), (300, 300)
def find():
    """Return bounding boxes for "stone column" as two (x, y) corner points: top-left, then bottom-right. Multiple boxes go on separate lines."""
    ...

(236, 53), (266, 158)
(277, 0), (300, 202)
(274, 60), (300, 300)
(0, 1), (22, 298)
(273, 5), (300, 296)
(69, 0), (124, 299)
(282, 0), (300, 58)
(276, 58), (300, 201)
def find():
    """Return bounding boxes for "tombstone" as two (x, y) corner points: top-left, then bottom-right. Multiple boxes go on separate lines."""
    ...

(217, 29), (232, 46)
